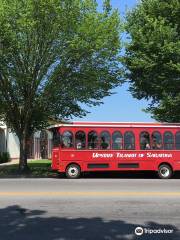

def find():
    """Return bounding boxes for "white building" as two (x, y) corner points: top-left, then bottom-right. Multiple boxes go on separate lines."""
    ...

(0, 122), (53, 160)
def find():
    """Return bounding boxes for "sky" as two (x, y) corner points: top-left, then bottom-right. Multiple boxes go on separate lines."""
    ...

(73, 0), (153, 123)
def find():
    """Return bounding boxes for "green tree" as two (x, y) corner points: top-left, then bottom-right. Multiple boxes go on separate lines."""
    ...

(123, 0), (180, 122)
(0, 0), (122, 171)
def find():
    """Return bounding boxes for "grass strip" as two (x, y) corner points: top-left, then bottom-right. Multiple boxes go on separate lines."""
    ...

(0, 160), (59, 178)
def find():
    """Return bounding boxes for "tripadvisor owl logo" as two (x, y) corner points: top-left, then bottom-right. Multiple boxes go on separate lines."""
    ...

(135, 227), (144, 236)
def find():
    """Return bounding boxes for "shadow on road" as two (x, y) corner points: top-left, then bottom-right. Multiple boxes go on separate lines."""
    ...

(0, 205), (179, 240)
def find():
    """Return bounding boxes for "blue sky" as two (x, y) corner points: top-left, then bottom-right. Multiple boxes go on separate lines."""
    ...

(73, 0), (153, 123)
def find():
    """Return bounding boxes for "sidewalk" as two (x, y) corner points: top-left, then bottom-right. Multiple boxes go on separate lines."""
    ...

(0, 159), (36, 167)
(0, 160), (18, 167)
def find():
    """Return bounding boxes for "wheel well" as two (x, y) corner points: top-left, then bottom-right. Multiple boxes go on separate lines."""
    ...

(158, 162), (173, 171)
(66, 162), (81, 171)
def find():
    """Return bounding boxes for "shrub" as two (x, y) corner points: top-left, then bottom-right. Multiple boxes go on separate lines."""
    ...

(0, 152), (10, 164)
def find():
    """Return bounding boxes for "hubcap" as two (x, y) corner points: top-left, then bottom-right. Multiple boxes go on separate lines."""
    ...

(68, 167), (78, 177)
(160, 167), (170, 178)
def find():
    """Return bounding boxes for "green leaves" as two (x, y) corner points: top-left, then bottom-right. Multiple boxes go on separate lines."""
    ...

(124, 0), (180, 122)
(0, 0), (122, 135)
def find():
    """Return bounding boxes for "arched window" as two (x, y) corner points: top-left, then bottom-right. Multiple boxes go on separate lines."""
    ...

(124, 131), (135, 150)
(175, 132), (180, 150)
(75, 131), (86, 149)
(164, 132), (174, 150)
(152, 131), (162, 149)
(88, 131), (98, 149)
(140, 131), (150, 150)
(112, 131), (123, 150)
(62, 131), (73, 148)
(100, 131), (111, 149)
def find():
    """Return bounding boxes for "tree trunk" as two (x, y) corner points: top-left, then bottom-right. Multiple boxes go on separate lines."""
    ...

(19, 134), (29, 172)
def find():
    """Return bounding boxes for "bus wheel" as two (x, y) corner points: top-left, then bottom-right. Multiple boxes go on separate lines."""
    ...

(66, 164), (81, 179)
(158, 164), (173, 179)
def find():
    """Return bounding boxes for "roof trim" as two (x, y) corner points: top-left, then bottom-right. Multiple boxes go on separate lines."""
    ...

(48, 123), (180, 129)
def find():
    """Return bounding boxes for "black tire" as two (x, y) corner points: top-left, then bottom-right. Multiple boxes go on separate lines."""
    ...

(66, 164), (81, 179)
(158, 164), (173, 179)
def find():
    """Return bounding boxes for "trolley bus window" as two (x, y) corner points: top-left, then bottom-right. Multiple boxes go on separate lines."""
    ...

(112, 131), (123, 150)
(75, 131), (86, 149)
(152, 131), (162, 149)
(124, 131), (135, 150)
(100, 131), (111, 149)
(140, 131), (150, 150)
(164, 132), (174, 150)
(52, 129), (61, 147)
(175, 131), (180, 150)
(88, 131), (98, 149)
(62, 131), (74, 148)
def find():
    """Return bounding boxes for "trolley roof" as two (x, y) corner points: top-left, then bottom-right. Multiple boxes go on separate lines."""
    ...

(48, 121), (180, 129)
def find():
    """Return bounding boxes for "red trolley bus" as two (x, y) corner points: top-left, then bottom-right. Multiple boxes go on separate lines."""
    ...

(50, 122), (180, 179)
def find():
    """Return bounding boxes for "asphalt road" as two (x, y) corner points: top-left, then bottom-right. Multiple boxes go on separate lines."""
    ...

(0, 178), (180, 240)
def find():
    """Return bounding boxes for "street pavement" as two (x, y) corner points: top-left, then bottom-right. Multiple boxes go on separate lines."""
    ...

(0, 178), (180, 240)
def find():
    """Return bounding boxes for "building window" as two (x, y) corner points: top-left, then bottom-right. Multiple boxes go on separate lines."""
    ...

(0, 129), (5, 153)
(152, 131), (162, 149)
(62, 131), (74, 148)
(40, 130), (48, 159)
(112, 131), (123, 150)
(100, 131), (111, 149)
(175, 131), (180, 150)
(164, 132), (174, 150)
(140, 131), (150, 150)
(75, 131), (86, 149)
(88, 131), (98, 149)
(124, 131), (135, 150)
